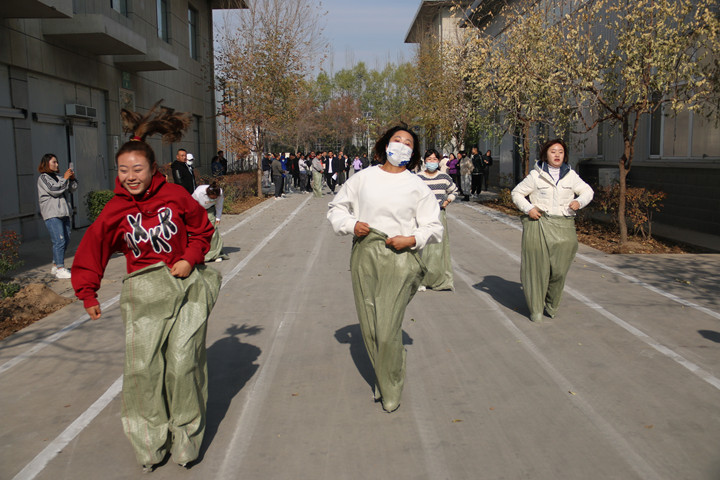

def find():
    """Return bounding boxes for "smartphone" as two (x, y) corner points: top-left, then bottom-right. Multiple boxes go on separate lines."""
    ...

(68, 162), (74, 170)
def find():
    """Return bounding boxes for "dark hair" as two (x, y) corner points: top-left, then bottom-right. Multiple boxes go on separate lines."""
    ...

(117, 99), (191, 166)
(373, 124), (421, 170)
(38, 153), (57, 174)
(424, 148), (440, 160)
(177, 148), (187, 154)
(207, 182), (221, 197)
(539, 138), (569, 164)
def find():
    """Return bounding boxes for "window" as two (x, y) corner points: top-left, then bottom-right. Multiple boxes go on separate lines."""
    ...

(648, 103), (720, 159)
(188, 7), (198, 60)
(111, 0), (127, 15)
(157, 0), (169, 42)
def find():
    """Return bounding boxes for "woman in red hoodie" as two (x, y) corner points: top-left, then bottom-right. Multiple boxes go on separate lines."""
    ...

(71, 103), (221, 472)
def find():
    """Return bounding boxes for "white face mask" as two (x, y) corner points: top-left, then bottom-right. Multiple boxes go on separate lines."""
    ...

(425, 162), (439, 172)
(385, 142), (413, 167)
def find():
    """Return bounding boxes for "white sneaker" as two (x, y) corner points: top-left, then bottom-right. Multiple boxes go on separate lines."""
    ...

(51, 265), (58, 275)
(214, 258), (223, 262)
(417, 285), (426, 292)
(55, 267), (71, 279)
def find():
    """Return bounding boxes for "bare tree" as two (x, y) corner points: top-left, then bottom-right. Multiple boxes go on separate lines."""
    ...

(215, 0), (328, 196)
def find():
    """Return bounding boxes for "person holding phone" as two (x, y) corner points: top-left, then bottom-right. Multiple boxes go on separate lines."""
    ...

(37, 153), (77, 279)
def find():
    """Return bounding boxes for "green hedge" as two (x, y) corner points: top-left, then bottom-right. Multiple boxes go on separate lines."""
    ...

(85, 190), (115, 221)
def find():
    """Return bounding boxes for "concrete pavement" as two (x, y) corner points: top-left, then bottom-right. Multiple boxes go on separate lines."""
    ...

(1, 188), (720, 480)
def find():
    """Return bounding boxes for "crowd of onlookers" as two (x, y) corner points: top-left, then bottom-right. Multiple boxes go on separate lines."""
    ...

(258, 147), (494, 201)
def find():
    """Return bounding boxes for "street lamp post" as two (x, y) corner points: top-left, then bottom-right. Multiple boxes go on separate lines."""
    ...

(363, 112), (372, 157)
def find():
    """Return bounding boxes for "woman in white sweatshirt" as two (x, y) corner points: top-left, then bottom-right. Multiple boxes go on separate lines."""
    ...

(192, 182), (228, 262)
(511, 138), (593, 323)
(328, 125), (443, 413)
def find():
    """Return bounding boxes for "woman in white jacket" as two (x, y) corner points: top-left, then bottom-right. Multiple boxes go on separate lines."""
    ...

(511, 139), (593, 323)
(328, 125), (443, 413)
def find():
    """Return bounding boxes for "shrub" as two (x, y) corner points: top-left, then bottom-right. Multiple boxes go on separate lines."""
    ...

(197, 173), (259, 213)
(0, 230), (23, 298)
(594, 184), (667, 239)
(497, 187), (515, 209)
(86, 190), (115, 221)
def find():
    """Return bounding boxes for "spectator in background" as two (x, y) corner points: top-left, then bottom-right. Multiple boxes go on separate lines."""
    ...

(470, 146), (483, 198)
(262, 153), (271, 188)
(171, 148), (196, 194)
(447, 153), (460, 197)
(459, 150), (473, 201)
(37, 153), (78, 279)
(218, 150), (228, 175)
(211, 151), (224, 177)
(481, 149), (493, 192)
(311, 152), (324, 197)
(271, 154), (285, 200)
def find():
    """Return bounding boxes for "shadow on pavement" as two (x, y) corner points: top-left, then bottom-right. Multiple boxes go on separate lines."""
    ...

(334, 324), (413, 391)
(198, 324), (262, 462)
(698, 330), (720, 344)
(472, 275), (529, 317)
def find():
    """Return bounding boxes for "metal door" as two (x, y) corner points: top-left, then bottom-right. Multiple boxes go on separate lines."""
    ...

(69, 123), (106, 228)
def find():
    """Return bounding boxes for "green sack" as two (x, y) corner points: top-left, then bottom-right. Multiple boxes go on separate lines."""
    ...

(120, 262), (221, 466)
(350, 228), (426, 411)
(420, 209), (454, 290)
(204, 206), (228, 262)
(520, 215), (578, 322)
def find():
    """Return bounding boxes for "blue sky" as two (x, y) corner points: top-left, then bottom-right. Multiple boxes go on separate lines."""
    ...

(213, 0), (421, 74)
(320, 0), (420, 72)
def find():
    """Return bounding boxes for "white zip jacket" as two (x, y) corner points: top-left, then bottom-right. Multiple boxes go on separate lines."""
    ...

(512, 162), (593, 217)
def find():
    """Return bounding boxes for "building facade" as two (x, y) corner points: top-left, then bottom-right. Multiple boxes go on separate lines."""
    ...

(406, 0), (720, 248)
(0, 0), (246, 240)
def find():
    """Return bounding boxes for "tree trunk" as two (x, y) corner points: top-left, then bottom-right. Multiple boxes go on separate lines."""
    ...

(522, 121), (531, 176)
(256, 157), (263, 199)
(618, 153), (629, 245)
(618, 113), (639, 246)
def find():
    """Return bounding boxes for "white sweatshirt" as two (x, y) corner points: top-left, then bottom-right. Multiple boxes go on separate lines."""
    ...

(192, 184), (224, 221)
(327, 165), (443, 250)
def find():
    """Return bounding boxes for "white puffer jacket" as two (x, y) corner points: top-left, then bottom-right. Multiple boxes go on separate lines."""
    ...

(512, 162), (593, 217)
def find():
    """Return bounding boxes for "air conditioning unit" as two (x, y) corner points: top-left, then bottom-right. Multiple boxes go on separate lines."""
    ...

(65, 104), (98, 119)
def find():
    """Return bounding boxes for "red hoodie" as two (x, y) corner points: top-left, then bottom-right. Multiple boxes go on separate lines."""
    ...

(72, 171), (214, 308)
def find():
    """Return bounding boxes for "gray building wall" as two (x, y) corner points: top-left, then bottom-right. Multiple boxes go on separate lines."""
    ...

(0, 0), (227, 239)
(461, 0), (720, 244)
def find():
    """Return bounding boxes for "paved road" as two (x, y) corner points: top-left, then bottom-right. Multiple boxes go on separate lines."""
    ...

(1, 191), (719, 480)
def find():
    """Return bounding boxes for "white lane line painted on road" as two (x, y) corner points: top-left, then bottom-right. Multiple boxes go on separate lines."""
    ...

(0, 294), (120, 376)
(450, 212), (720, 393)
(12, 197), (310, 480)
(462, 203), (720, 320)
(453, 264), (662, 480)
(217, 213), (326, 478)
(219, 198), (274, 236)
(222, 196), (310, 288)
(12, 376), (123, 480)
(0, 199), (276, 378)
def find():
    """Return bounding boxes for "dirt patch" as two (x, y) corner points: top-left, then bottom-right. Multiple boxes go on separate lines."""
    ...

(224, 195), (269, 214)
(0, 283), (74, 340)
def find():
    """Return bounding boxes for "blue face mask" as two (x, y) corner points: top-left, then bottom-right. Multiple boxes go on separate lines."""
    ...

(425, 162), (439, 172)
